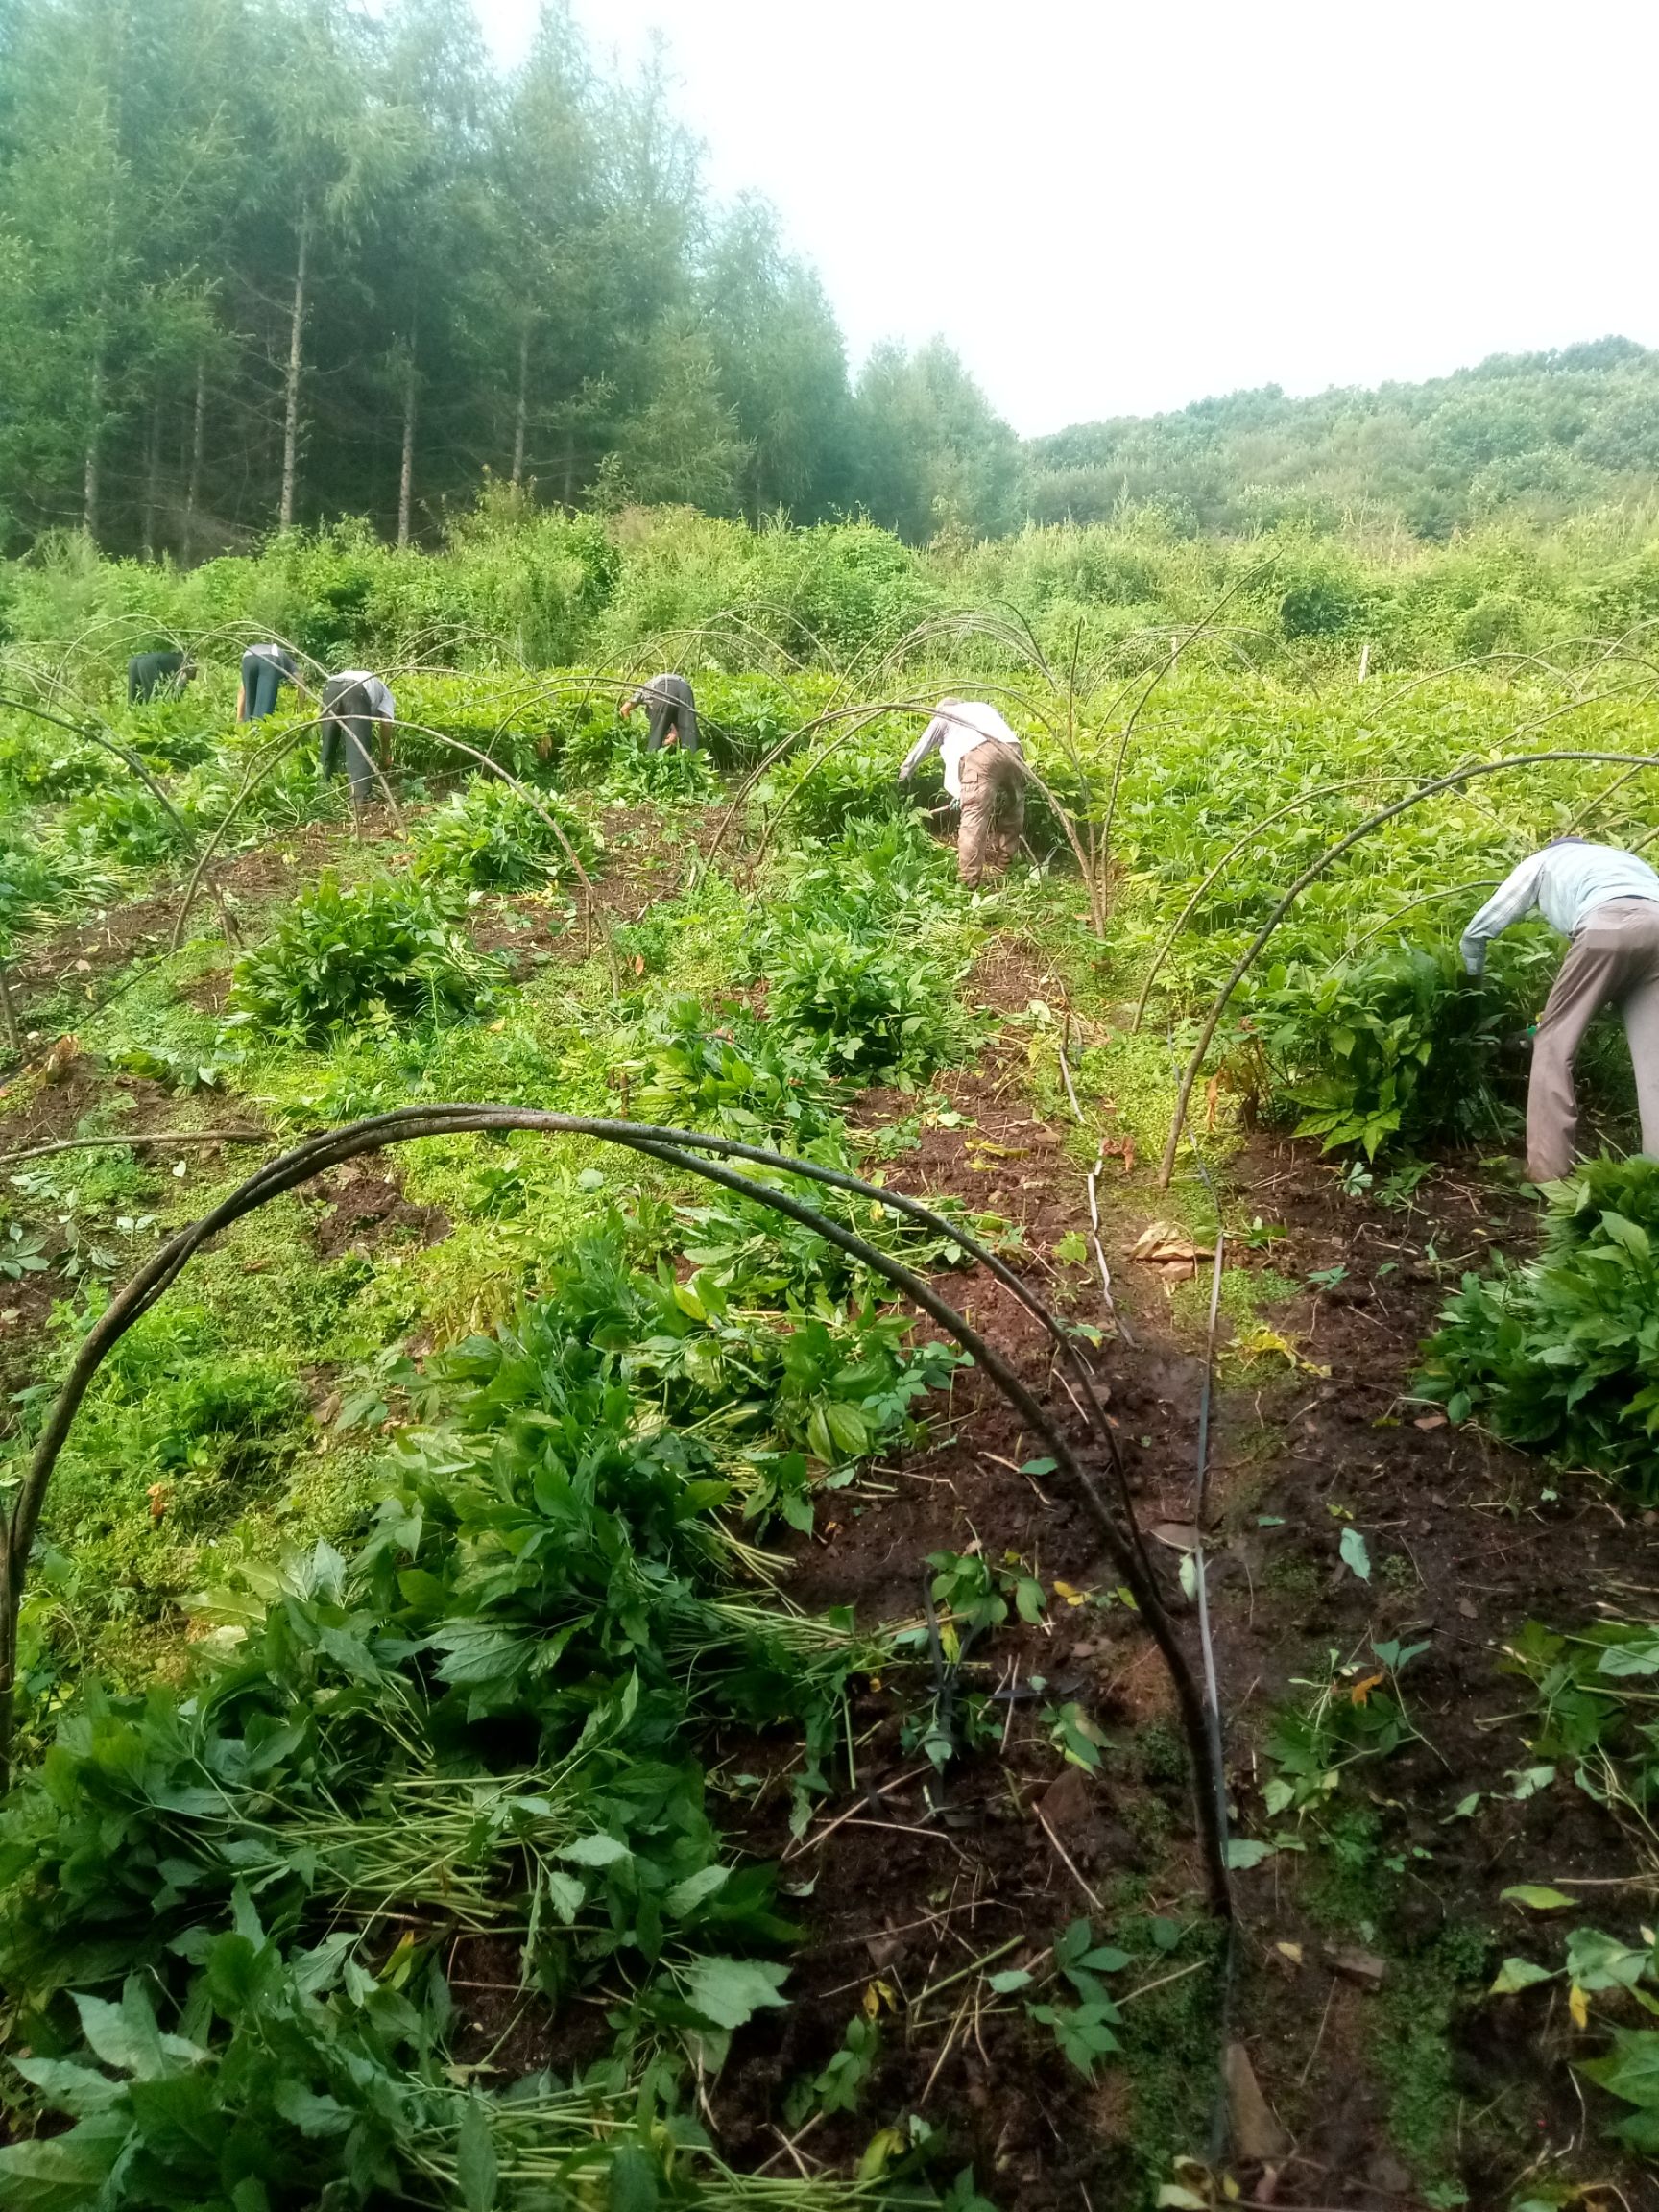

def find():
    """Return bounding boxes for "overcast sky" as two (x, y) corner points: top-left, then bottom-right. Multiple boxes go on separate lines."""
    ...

(473, 0), (1659, 438)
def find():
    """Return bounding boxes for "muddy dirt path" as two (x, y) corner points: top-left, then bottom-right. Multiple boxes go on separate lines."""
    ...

(700, 998), (1659, 2210)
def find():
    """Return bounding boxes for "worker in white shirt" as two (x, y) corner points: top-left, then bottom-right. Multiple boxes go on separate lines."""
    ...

(1460, 838), (1659, 1183)
(319, 670), (396, 821)
(899, 699), (1025, 888)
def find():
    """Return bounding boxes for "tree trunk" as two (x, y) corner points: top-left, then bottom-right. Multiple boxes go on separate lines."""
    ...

(183, 357), (206, 565)
(511, 321), (529, 487)
(397, 331), (417, 548)
(82, 349), (104, 540)
(141, 402), (161, 561)
(563, 423), (575, 507)
(279, 210), (309, 532)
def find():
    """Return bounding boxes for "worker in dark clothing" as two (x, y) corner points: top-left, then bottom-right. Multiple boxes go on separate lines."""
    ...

(319, 670), (396, 823)
(127, 650), (195, 705)
(620, 672), (699, 754)
(237, 642), (298, 722)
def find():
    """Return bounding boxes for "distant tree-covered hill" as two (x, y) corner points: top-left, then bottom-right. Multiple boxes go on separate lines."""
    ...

(1022, 338), (1659, 539)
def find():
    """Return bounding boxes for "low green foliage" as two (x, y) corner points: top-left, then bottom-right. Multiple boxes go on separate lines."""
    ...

(1261, 1639), (1428, 1815)
(784, 2010), (882, 2126)
(1024, 1918), (1132, 2081)
(1419, 1158), (1659, 1494)
(628, 994), (845, 1144)
(1245, 946), (1517, 1158)
(0, 1218), (945, 2205)
(1505, 1616), (1659, 1809)
(228, 872), (509, 1042)
(411, 776), (595, 890)
(766, 750), (913, 840)
(770, 932), (966, 1084)
(1487, 1913), (1659, 2157)
(61, 782), (186, 869)
(0, 827), (113, 949)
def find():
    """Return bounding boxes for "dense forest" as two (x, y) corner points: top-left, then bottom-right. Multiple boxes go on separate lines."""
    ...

(0, 0), (1018, 556)
(2, 0), (1659, 561)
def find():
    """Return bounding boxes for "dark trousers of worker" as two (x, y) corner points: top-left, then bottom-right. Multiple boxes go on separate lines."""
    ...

(319, 680), (378, 808)
(956, 740), (1025, 887)
(646, 700), (698, 754)
(240, 650), (289, 722)
(1528, 897), (1659, 1182)
(129, 651), (185, 704)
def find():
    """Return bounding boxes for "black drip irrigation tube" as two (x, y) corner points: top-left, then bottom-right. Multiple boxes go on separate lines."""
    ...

(1172, 1064), (1244, 2161)
(0, 1105), (1233, 1919)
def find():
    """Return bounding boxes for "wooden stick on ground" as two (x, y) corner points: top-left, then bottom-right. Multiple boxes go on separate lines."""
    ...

(0, 1129), (268, 1172)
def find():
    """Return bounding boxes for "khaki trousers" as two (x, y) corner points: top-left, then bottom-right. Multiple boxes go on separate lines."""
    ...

(1528, 896), (1659, 1181)
(956, 740), (1025, 887)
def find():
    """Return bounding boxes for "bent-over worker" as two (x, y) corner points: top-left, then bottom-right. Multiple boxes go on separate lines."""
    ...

(1461, 837), (1659, 1183)
(237, 641), (298, 722)
(899, 698), (1025, 888)
(319, 670), (396, 820)
(620, 672), (698, 754)
(128, 649), (195, 705)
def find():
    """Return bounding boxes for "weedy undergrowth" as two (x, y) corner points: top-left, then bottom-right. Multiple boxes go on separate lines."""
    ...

(1260, 1638), (1430, 1815)
(1503, 1616), (1659, 1812)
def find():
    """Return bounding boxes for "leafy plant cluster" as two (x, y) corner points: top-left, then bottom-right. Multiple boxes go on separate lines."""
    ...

(0, 1221), (974, 2208)
(1242, 945), (1520, 1159)
(228, 871), (510, 1043)
(1418, 1158), (1659, 1495)
(0, 822), (114, 949)
(1493, 1616), (1659, 2160)
(757, 816), (974, 1088)
(61, 781), (188, 869)
(627, 994), (846, 1147)
(1504, 1616), (1659, 1812)
(411, 775), (596, 891)
(1260, 1638), (1429, 1815)
(768, 933), (964, 1086)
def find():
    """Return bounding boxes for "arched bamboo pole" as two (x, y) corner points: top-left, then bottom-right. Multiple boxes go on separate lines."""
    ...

(0, 1107), (1230, 1914)
(1158, 749), (1659, 1186)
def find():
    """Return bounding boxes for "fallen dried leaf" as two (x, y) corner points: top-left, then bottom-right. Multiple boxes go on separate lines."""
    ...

(1326, 1946), (1387, 1987)
(1130, 1219), (1211, 1265)
(1413, 1412), (1448, 1431)
(39, 1034), (82, 1085)
(1151, 1523), (1202, 1553)
(1236, 1326), (1330, 1378)
(1224, 2042), (1290, 2161)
